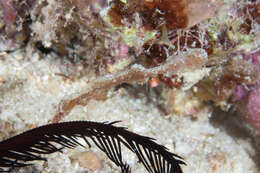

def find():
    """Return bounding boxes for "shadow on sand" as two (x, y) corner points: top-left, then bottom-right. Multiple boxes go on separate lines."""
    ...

(210, 108), (260, 172)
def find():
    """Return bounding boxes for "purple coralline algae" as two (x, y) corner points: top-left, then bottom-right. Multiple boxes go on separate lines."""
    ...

(247, 84), (260, 130)
(241, 49), (260, 130)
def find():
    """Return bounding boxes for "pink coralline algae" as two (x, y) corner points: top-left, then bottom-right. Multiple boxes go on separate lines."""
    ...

(232, 85), (248, 102)
(118, 43), (129, 58)
(247, 84), (260, 130)
(1, 0), (17, 26)
(243, 49), (260, 67)
(246, 50), (260, 130)
(235, 49), (260, 130)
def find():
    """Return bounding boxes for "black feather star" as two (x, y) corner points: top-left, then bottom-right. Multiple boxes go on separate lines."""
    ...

(0, 121), (185, 173)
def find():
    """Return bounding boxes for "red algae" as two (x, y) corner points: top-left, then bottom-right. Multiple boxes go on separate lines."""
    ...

(168, 26), (214, 55)
(108, 0), (220, 31)
(108, 0), (188, 30)
(158, 74), (184, 89)
(143, 41), (168, 67)
(248, 1), (260, 24)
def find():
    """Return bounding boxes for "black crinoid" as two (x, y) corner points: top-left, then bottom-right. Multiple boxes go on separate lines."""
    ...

(0, 121), (185, 173)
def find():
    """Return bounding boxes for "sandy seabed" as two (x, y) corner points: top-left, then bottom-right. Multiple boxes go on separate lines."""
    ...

(0, 49), (259, 173)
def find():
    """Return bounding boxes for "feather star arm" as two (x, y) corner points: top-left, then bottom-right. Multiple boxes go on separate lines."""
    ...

(0, 121), (185, 173)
